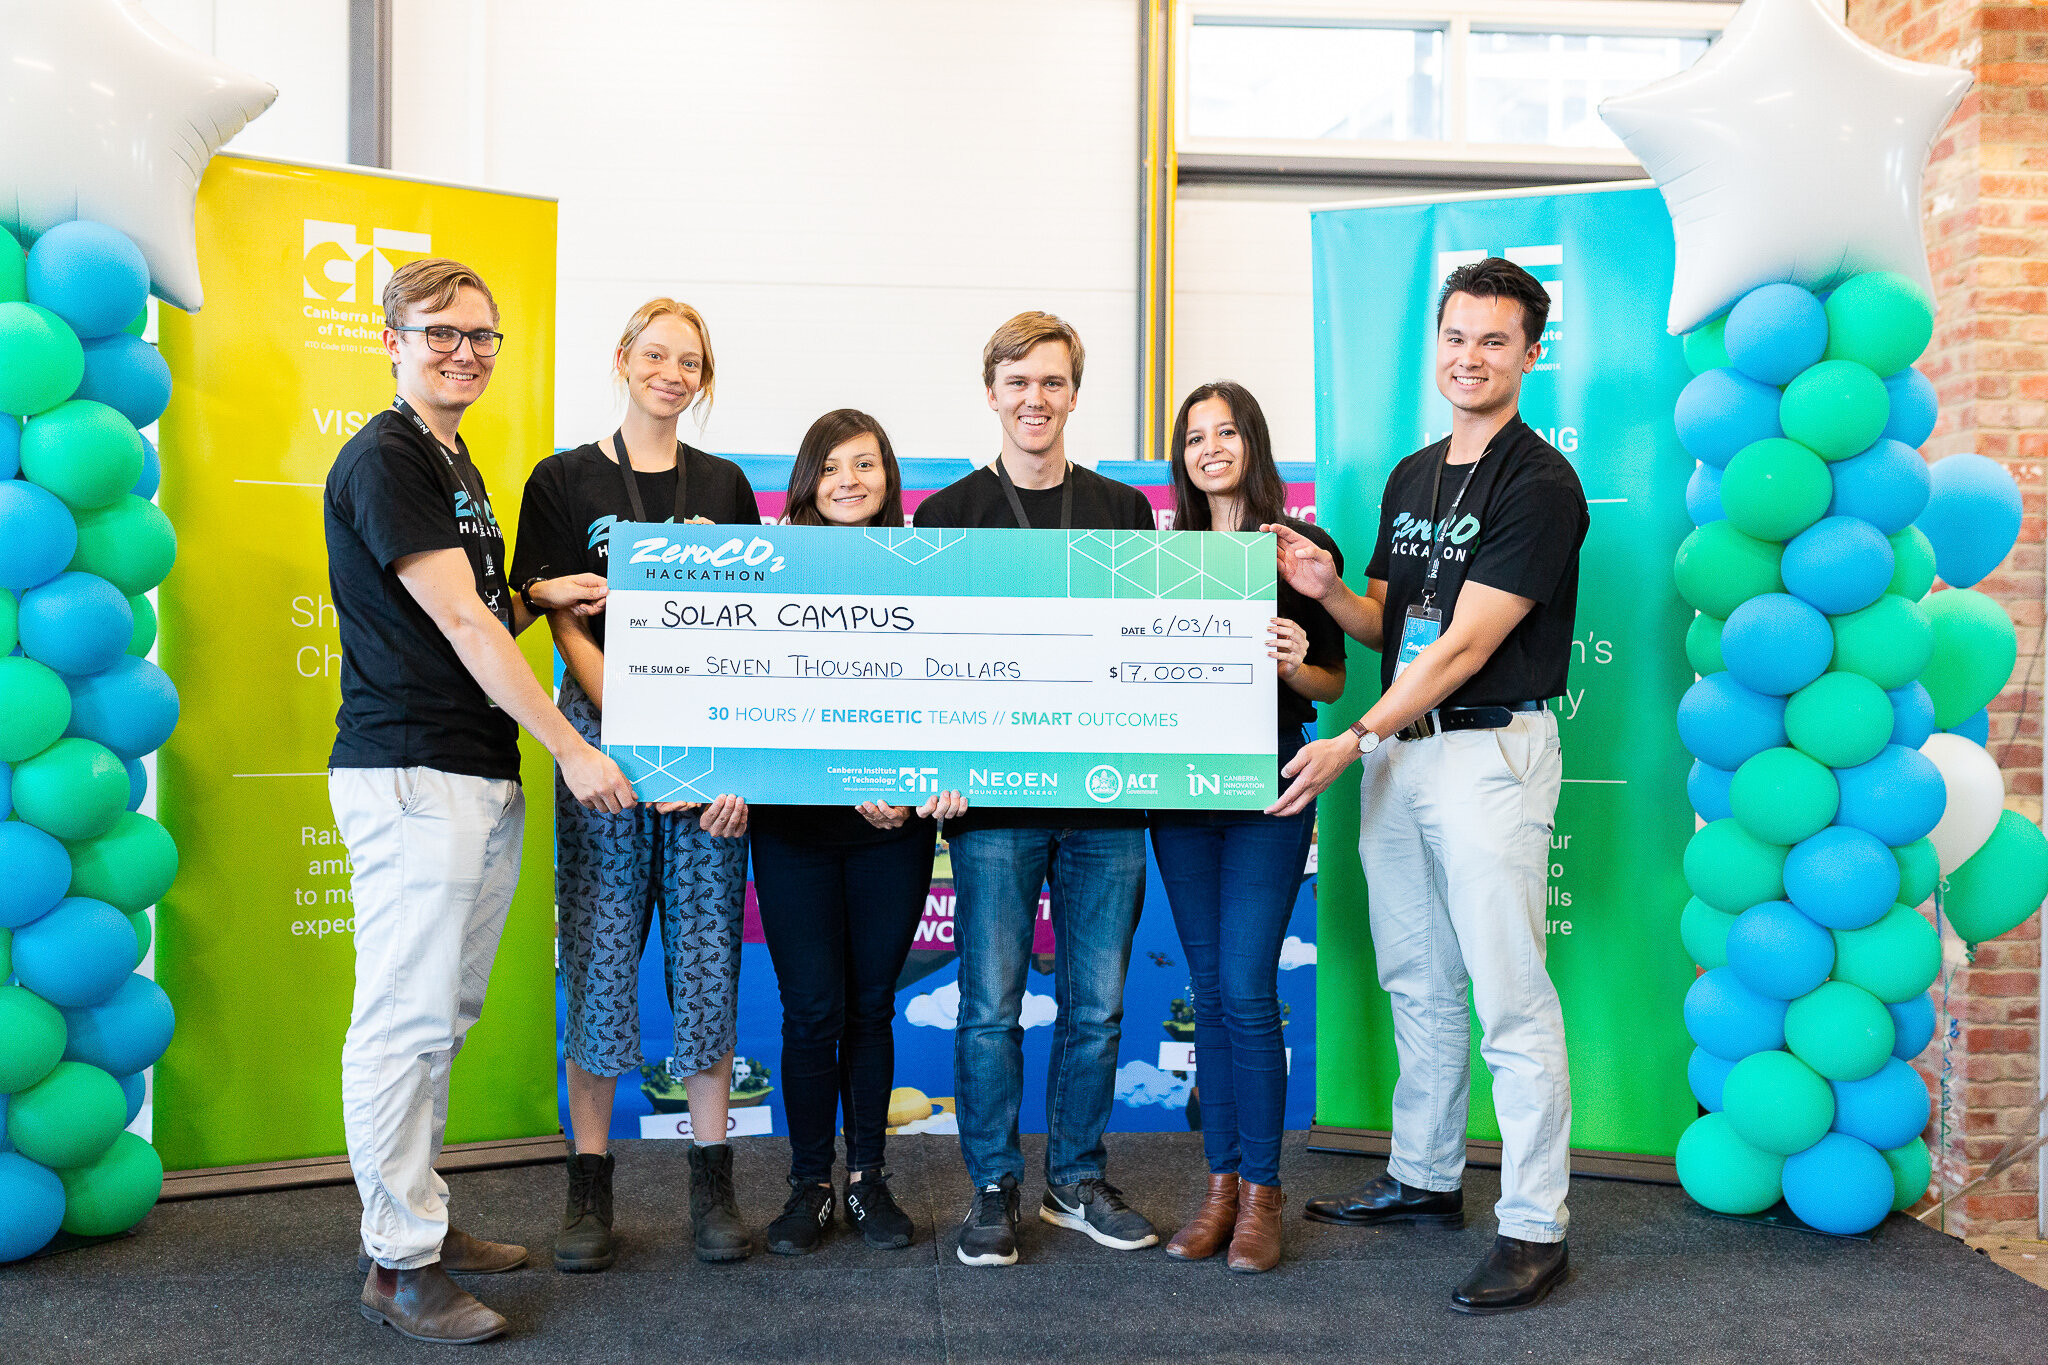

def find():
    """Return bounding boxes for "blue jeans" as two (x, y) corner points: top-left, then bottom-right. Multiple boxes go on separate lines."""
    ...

(950, 825), (1146, 1187)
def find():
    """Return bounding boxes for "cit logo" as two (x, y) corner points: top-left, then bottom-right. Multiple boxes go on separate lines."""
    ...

(1085, 765), (1124, 804)
(1436, 245), (1564, 325)
(900, 767), (939, 794)
(304, 220), (432, 303)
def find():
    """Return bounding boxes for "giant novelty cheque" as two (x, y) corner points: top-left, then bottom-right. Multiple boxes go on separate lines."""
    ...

(601, 523), (1278, 809)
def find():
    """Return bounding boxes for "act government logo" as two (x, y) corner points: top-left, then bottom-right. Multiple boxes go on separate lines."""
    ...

(304, 220), (431, 303)
(1085, 765), (1124, 803)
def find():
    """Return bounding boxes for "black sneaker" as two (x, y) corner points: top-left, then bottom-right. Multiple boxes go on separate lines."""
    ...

(1040, 1177), (1159, 1250)
(955, 1175), (1020, 1267)
(765, 1178), (835, 1256)
(845, 1168), (914, 1250)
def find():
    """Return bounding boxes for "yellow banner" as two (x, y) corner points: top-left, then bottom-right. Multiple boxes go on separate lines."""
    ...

(154, 155), (559, 1170)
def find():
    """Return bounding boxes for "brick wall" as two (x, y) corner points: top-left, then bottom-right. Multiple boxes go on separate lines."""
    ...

(1846, 0), (2048, 1239)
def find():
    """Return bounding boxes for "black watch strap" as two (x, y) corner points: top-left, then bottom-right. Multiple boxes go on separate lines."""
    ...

(518, 577), (544, 614)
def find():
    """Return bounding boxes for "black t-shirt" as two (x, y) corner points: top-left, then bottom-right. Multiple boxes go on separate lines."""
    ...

(913, 459), (1156, 834)
(325, 405), (520, 779)
(750, 803), (938, 849)
(510, 441), (762, 651)
(1365, 417), (1588, 707)
(1273, 517), (1347, 738)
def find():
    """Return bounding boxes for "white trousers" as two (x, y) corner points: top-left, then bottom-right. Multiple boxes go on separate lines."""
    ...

(331, 766), (525, 1269)
(1357, 708), (1572, 1243)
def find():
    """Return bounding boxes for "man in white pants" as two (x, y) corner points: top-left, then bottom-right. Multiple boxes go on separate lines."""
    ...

(324, 258), (636, 1345)
(1266, 257), (1588, 1314)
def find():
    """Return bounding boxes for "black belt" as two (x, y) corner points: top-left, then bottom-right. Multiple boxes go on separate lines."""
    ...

(1397, 699), (1546, 742)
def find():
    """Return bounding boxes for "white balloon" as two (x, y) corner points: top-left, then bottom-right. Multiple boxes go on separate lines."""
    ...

(1922, 732), (2005, 877)
(1598, 0), (1970, 335)
(0, 0), (275, 312)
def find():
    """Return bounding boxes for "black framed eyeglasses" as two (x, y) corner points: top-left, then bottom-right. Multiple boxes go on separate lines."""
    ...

(393, 324), (505, 358)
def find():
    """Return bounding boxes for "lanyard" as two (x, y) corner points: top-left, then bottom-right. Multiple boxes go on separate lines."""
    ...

(392, 396), (481, 512)
(1419, 447), (1480, 609)
(392, 397), (508, 625)
(610, 428), (692, 525)
(995, 455), (1072, 530)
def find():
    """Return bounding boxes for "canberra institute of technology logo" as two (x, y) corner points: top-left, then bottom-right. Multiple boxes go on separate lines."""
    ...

(303, 220), (431, 302)
(1084, 765), (1125, 804)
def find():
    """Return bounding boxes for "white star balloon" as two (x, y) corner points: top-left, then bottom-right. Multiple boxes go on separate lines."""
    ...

(0, 0), (275, 312)
(1599, 0), (1970, 336)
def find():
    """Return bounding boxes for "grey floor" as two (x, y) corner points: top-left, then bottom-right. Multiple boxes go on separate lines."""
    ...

(7, 1131), (2046, 1364)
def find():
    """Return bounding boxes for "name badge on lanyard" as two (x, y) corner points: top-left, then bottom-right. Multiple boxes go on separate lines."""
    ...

(1393, 605), (1443, 682)
(1398, 448), (1479, 682)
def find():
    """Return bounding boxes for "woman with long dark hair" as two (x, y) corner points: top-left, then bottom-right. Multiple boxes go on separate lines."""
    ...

(1156, 381), (1346, 1273)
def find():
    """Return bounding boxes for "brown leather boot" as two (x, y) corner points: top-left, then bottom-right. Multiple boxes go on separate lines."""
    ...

(359, 1262), (507, 1343)
(356, 1225), (528, 1277)
(1165, 1173), (1239, 1261)
(1226, 1181), (1284, 1274)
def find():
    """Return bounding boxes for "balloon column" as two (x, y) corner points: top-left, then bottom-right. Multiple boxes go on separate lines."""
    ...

(0, 223), (180, 1262)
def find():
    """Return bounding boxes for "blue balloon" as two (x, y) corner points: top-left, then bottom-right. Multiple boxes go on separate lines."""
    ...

(1687, 462), (1725, 526)
(1727, 901), (1836, 1000)
(117, 1070), (145, 1126)
(1835, 744), (1946, 847)
(1782, 516), (1895, 615)
(1685, 967), (1789, 1062)
(9, 896), (136, 1007)
(64, 656), (178, 760)
(0, 480), (78, 592)
(1726, 283), (1828, 385)
(1946, 709), (1990, 745)
(75, 334), (171, 429)
(1688, 760), (1735, 823)
(0, 1151), (65, 1262)
(1722, 593), (1833, 696)
(0, 416), (18, 481)
(1675, 368), (1784, 469)
(131, 434), (159, 501)
(1689, 1047), (1735, 1112)
(1889, 993), (1937, 1060)
(1829, 1058), (1931, 1151)
(16, 571), (134, 677)
(1827, 439), (1930, 535)
(0, 820), (70, 929)
(1784, 1132), (1896, 1235)
(1785, 826), (1899, 930)
(1918, 454), (2022, 589)
(0, 758), (9, 821)
(61, 972), (175, 1077)
(123, 756), (147, 812)
(1881, 367), (1938, 449)
(24, 221), (150, 340)
(1678, 673), (1788, 772)
(1886, 682), (1936, 749)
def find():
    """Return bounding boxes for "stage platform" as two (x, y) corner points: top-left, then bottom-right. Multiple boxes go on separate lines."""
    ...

(10, 1130), (2046, 1363)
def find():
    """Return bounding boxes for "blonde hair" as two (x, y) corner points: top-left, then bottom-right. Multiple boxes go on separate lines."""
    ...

(982, 311), (1085, 390)
(616, 298), (716, 421)
(382, 257), (498, 329)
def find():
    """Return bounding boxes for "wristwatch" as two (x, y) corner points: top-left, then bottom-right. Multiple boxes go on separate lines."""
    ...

(517, 577), (545, 614)
(1348, 719), (1381, 755)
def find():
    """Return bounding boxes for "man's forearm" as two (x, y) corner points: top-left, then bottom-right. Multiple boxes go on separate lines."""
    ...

(1357, 636), (1488, 739)
(1323, 580), (1385, 651)
(444, 614), (585, 758)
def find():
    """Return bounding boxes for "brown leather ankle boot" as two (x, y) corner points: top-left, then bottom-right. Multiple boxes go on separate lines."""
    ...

(1165, 1172), (1239, 1261)
(1227, 1181), (1284, 1274)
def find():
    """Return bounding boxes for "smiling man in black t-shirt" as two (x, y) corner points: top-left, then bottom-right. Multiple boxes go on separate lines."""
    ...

(1269, 259), (1587, 1314)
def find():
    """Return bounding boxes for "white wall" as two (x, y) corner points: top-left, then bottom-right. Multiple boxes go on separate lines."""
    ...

(390, 0), (1143, 465)
(136, 0), (350, 164)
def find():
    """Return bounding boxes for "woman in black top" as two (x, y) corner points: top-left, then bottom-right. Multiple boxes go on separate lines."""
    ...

(510, 298), (758, 1269)
(1153, 381), (1346, 1273)
(753, 410), (965, 1256)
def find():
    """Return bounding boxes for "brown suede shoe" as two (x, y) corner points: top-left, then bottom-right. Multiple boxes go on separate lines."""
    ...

(1165, 1173), (1239, 1262)
(359, 1262), (507, 1344)
(1226, 1181), (1284, 1274)
(357, 1225), (529, 1277)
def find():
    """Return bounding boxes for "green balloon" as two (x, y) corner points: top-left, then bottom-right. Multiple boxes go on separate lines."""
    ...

(1895, 838), (1939, 907)
(126, 592), (157, 657)
(0, 655), (72, 762)
(66, 812), (179, 914)
(123, 305), (148, 339)
(1944, 810), (2048, 945)
(1720, 439), (1834, 543)
(128, 909), (152, 966)
(69, 495), (177, 596)
(1687, 613), (1726, 676)
(1685, 317), (1731, 376)
(1832, 902), (1941, 1002)
(0, 226), (24, 304)
(1824, 272), (1935, 377)
(0, 585), (16, 655)
(0, 302), (85, 417)
(1675, 522), (1785, 618)
(1780, 359), (1889, 460)
(12, 737), (129, 842)
(1785, 981), (1895, 1081)
(1785, 672), (1893, 768)
(8, 1059), (125, 1169)
(1888, 526), (1936, 601)
(1723, 1050), (1836, 1155)
(1731, 747), (1840, 845)
(0, 984), (67, 1093)
(1676, 1112), (1785, 1215)
(1686, 819), (1788, 913)
(1920, 588), (2017, 730)
(19, 400), (146, 512)
(1830, 594), (1934, 690)
(59, 1130), (164, 1236)
(1681, 896), (1738, 969)
(1883, 1137), (1932, 1212)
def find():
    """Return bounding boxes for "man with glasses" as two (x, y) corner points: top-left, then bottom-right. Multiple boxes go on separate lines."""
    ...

(325, 257), (637, 1344)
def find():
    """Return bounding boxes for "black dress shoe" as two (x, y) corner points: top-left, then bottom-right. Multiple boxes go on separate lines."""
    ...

(1303, 1174), (1464, 1228)
(1449, 1235), (1568, 1315)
